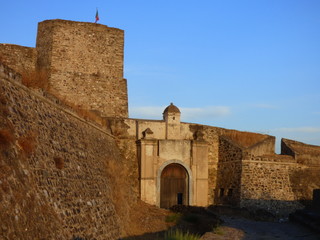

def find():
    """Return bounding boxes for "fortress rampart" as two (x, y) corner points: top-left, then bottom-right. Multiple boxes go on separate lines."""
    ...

(0, 44), (36, 74)
(110, 114), (320, 216)
(1, 19), (320, 239)
(0, 62), (121, 239)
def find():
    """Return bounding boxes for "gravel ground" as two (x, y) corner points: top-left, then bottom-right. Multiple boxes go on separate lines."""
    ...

(202, 216), (320, 240)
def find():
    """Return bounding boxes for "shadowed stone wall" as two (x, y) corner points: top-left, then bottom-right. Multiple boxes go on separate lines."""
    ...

(313, 189), (320, 209)
(215, 137), (243, 206)
(0, 63), (120, 239)
(214, 137), (320, 216)
(240, 154), (302, 216)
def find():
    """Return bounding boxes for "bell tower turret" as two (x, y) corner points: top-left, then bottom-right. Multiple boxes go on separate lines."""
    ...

(163, 103), (181, 139)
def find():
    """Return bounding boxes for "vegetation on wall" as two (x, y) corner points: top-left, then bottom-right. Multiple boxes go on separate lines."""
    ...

(0, 92), (67, 239)
(21, 69), (49, 90)
(105, 155), (172, 238)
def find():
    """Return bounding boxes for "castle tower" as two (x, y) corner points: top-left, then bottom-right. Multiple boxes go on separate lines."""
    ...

(163, 103), (181, 139)
(36, 19), (128, 118)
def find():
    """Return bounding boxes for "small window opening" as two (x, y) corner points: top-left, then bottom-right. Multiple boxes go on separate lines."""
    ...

(177, 193), (183, 205)
(173, 117), (175, 120)
(228, 189), (233, 197)
(219, 188), (224, 197)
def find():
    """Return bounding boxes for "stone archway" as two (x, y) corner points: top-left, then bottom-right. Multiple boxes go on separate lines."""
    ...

(157, 160), (193, 207)
(160, 163), (189, 208)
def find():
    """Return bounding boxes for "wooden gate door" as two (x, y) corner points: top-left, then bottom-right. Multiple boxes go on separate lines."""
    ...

(160, 163), (188, 208)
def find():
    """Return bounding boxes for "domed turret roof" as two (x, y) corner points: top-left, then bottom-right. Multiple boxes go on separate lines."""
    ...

(163, 103), (180, 114)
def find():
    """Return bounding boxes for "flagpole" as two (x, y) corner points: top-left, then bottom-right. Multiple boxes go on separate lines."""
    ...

(95, 8), (99, 23)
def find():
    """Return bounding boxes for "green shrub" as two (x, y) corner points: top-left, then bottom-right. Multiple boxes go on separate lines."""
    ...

(213, 226), (224, 235)
(165, 213), (181, 223)
(164, 229), (200, 240)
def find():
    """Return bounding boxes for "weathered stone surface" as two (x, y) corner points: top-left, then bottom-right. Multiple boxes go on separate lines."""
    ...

(1, 19), (128, 118)
(1, 18), (320, 229)
(36, 19), (128, 118)
(1, 63), (121, 239)
(0, 44), (36, 75)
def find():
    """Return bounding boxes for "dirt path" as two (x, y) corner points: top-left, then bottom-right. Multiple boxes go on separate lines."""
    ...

(202, 216), (320, 240)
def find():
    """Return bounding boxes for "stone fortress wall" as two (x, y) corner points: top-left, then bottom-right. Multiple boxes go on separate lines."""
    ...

(240, 153), (299, 216)
(214, 135), (320, 216)
(0, 19), (128, 118)
(0, 63), (121, 239)
(110, 115), (320, 216)
(1, 19), (320, 240)
(0, 44), (36, 74)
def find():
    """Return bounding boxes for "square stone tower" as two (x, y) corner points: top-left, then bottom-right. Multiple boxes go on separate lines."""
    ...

(36, 19), (128, 118)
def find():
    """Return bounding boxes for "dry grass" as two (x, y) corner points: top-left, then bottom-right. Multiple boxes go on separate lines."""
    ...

(0, 93), (9, 118)
(0, 129), (15, 147)
(0, 179), (10, 193)
(0, 93), (6, 105)
(105, 159), (130, 212)
(105, 158), (172, 238)
(164, 229), (201, 240)
(0, 105), (9, 117)
(0, 163), (11, 177)
(21, 69), (49, 90)
(48, 88), (106, 126)
(17, 131), (37, 157)
(73, 107), (105, 125)
(223, 130), (268, 148)
(105, 158), (134, 236)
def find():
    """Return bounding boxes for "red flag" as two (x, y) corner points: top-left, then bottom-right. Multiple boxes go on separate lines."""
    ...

(95, 9), (99, 23)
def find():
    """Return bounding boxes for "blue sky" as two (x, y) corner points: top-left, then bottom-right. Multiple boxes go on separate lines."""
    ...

(1, 0), (320, 152)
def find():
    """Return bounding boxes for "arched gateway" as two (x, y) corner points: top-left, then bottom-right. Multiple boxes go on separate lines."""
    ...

(160, 163), (189, 208)
(137, 103), (208, 208)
